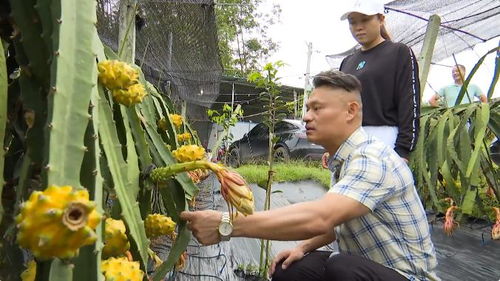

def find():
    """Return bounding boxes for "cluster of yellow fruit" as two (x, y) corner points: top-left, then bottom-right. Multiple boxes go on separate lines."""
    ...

(169, 114), (183, 129)
(103, 218), (130, 258)
(177, 132), (192, 142)
(97, 60), (147, 106)
(172, 144), (206, 163)
(102, 257), (144, 281)
(16, 185), (102, 259)
(15, 184), (183, 281)
(145, 213), (177, 238)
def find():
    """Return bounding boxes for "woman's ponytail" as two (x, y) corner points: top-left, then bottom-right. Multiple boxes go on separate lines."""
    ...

(380, 23), (392, 41)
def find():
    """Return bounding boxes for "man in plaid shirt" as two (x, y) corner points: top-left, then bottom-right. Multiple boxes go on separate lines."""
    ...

(181, 71), (440, 281)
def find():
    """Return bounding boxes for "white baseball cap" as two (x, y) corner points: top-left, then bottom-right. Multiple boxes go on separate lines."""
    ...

(340, 0), (385, 21)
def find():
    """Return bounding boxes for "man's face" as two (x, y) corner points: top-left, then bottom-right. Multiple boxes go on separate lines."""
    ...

(303, 86), (351, 146)
(452, 66), (465, 82)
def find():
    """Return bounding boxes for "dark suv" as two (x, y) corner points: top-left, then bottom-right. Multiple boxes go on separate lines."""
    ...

(226, 119), (325, 167)
(491, 138), (500, 165)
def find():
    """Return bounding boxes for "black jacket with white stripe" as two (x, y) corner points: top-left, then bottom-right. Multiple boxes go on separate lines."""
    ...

(340, 40), (420, 159)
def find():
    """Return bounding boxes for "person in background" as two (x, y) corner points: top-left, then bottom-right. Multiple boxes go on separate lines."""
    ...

(181, 71), (440, 281)
(428, 64), (487, 107)
(338, 0), (420, 162)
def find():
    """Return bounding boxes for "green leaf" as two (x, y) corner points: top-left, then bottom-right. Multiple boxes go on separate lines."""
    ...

(436, 110), (450, 166)
(10, 0), (50, 86)
(74, 78), (105, 281)
(439, 161), (460, 201)
(446, 105), (476, 177)
(461, 185), (478, 215)
(486, 46), (500, 99)
(46, 0), (97, 187)
(465, 104), (490, 178)
(120, 106), (140, 199)
(97, 86), (150, 269)
(0, 40), (7, 221)
(49, 259), (73, 281)
(126, 107), (154, 217)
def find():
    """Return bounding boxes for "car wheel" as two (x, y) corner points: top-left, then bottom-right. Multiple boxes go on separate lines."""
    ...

(226, 147), (241, 167)
(273, 146), (290, 163)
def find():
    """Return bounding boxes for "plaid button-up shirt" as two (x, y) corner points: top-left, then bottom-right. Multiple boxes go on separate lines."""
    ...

(328, 128), (440, 281)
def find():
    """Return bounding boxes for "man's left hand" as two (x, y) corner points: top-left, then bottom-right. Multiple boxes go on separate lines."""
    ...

(180, 210), (222, 245)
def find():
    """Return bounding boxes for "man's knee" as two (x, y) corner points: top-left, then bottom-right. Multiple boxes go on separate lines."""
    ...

(271, 262), (288, 281)
(324, 253), (356, 279)
(271, 261), (301, 281)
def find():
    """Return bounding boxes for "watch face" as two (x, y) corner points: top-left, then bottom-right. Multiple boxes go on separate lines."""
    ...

(218, 222), (233, 236)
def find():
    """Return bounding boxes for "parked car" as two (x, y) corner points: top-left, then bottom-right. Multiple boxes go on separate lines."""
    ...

(226, 119), (325, 167)
(491, 138), (500, 165)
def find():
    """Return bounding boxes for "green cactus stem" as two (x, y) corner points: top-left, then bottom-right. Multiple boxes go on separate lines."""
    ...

(150, 160), (220, 183)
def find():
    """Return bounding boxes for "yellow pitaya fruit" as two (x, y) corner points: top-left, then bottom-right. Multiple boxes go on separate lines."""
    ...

(177, 132), (192, 142)
(98, 60), (139, 90)
(101, 257), (144, 281)
(112, 83), (147, 107)
(102, 218), (130, 258)
(16, 185), (101, 259)
(145, 214), (176, 238)
(172, 145), (206, 163)
(169, 114), (183, 129)
(21, 260), (36, 281)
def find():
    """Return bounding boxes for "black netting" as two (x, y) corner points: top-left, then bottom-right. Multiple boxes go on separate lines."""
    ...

(327, 0), (500, 68)
(97, 0), (222, 107)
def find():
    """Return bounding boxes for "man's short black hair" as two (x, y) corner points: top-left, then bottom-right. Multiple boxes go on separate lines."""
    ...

(312, 70), (362, 93)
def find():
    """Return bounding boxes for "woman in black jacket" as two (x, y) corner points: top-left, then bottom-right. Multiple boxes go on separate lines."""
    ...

(339, 0), (420, 161)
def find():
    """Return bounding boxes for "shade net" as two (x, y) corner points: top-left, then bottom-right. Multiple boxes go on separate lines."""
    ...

(97, 0), (223, 107)
(327, 0), (500, 68)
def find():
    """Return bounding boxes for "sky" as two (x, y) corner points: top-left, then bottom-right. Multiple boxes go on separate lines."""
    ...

(261, 0), (499, 104)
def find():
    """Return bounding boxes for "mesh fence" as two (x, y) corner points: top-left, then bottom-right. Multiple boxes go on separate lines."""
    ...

(327, 0), (500, 68)
(97, 0), (222, 107)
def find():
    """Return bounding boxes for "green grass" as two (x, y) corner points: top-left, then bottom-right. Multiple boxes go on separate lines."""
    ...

(235, 160), (331, 189)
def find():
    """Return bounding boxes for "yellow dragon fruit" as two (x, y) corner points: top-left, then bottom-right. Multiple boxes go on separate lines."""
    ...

(112, 83), (147, 107)
(172, 145), (206, 163)
(20, 260), (36, 281)
(177, 132), (192, 142)
(145, 214), (176, 238)
(16, 185), (101, 259)
(101, 257), (144, 281)
(98, 60), (139, 90)
(169, 114), (183, 129)
(102, 218), (130, 258)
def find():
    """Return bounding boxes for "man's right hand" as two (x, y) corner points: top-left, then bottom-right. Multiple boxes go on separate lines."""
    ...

(269, 247), (306, 277)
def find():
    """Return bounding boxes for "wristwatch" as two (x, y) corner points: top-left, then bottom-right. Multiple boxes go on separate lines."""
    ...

(218, 212), (233, 241)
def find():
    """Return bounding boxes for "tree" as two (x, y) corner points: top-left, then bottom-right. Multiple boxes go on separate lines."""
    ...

(215, 0), (281, 77)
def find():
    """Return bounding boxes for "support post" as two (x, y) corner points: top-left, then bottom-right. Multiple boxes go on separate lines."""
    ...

(418, 14), (441, 98)
(118, 0), (137, 63)
(301, 42), (313, 118)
